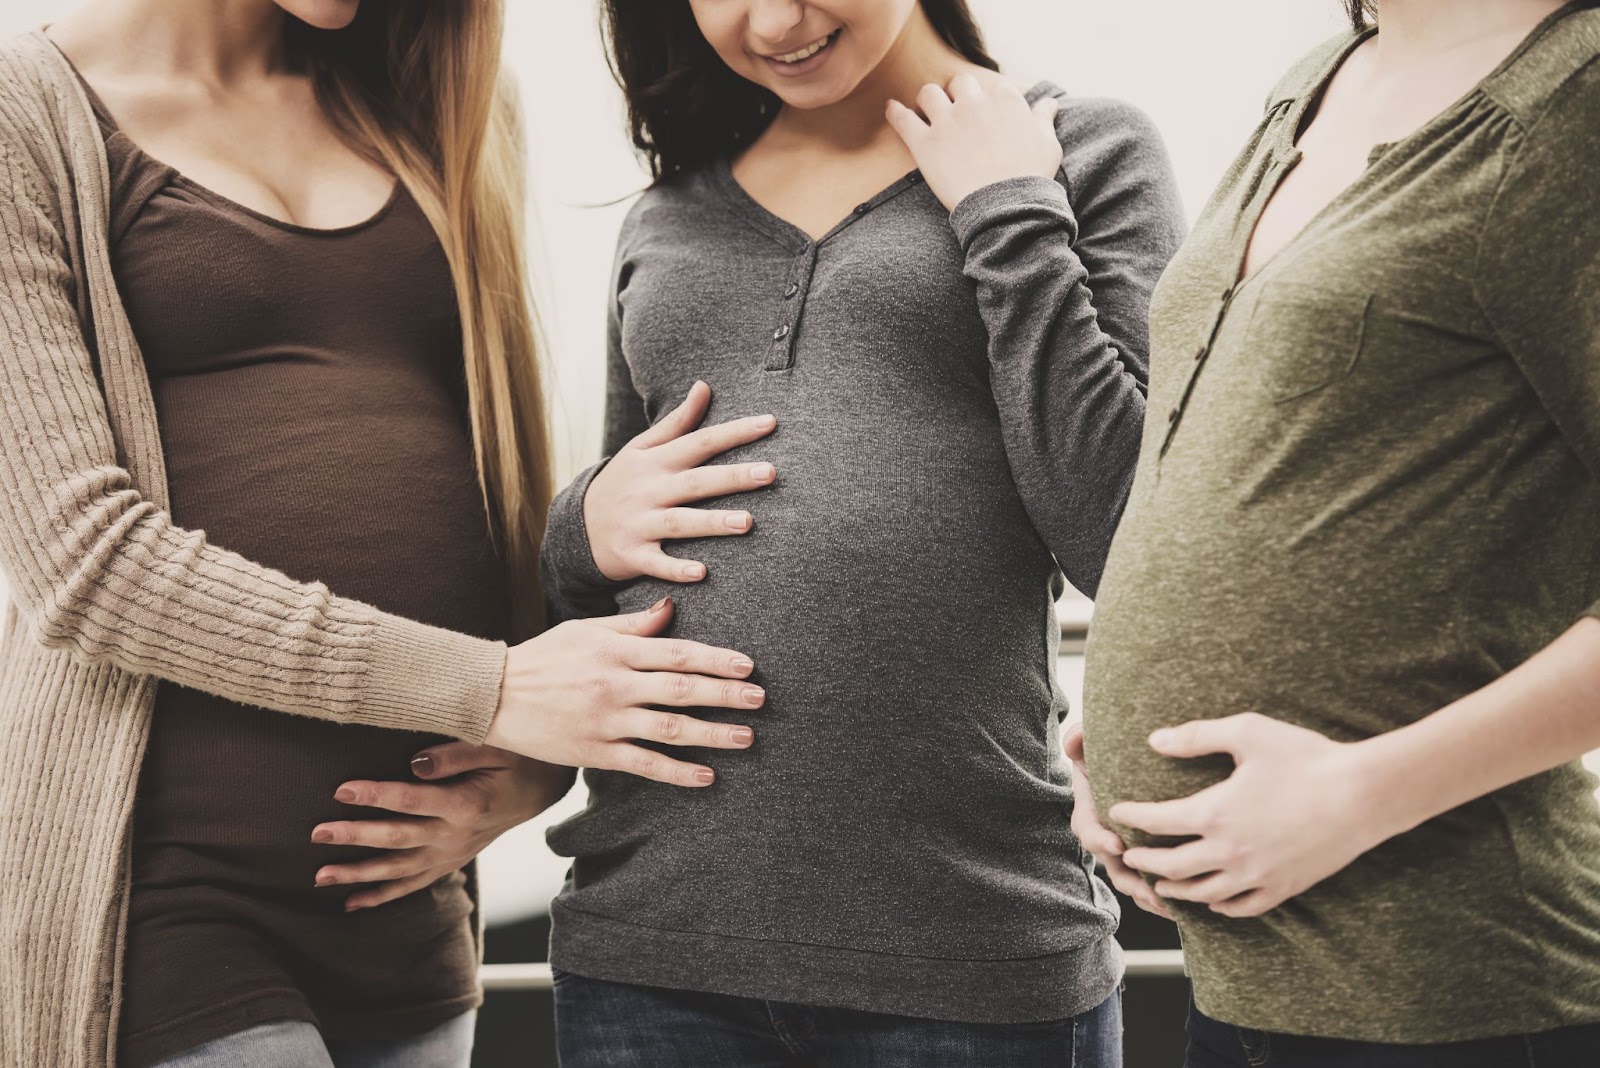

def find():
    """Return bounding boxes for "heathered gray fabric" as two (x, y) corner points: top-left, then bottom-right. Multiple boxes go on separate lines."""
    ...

(540, 83), (1187, 1024)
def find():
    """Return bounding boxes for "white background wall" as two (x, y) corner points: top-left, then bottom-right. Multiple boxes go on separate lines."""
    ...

(0, 1), (1433, 924)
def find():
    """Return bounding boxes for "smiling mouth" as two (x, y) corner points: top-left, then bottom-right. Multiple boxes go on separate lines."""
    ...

(768, 29), (841, 65)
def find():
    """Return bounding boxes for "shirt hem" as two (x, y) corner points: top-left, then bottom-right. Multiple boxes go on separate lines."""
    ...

(549, 898), (1123, 1025)
(1191, 974), (1600, 1045)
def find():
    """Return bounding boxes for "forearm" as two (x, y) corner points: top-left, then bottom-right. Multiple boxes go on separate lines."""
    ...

(951, 177), (1149, 595)
(1357, 616), (1600, 838)
(540, 459), (628, 621)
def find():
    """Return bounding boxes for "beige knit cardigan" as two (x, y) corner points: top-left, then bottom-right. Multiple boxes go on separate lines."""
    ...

(0, 30), (515, 1067)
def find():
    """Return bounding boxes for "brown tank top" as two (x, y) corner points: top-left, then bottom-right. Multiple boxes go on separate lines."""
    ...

(75, 77), (513, 1066)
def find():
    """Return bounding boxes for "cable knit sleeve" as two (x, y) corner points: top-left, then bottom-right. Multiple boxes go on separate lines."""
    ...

(0, 114), (507, 743)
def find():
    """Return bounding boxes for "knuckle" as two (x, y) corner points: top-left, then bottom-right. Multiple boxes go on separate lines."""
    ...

(655, 713), (684, 741)
(669, 640), (692, 670)
(661, 509), (681, 535)
(670, 673), (693, 700)
(385, 825), (409, 848)
(631, 750), (661, 779)
(681, 469), (703, 496)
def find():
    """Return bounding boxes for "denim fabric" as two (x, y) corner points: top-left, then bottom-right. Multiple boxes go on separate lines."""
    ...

(553, 969), (1122, 1067)
(1185, 998), (1600, 1067)
(147, 1012), (475, 1068)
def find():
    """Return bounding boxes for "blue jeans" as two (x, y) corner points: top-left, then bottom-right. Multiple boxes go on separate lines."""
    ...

(552, 969), (1122, 1067)
(146, 1013), (476, 1068)
(1185, 998), (1600, 1067)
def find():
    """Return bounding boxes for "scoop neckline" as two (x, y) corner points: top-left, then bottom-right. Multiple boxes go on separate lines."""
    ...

(38, 30), (403, 238)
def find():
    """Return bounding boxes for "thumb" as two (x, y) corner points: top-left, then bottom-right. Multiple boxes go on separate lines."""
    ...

(1061, 719), (1086, 764)
(1148, 714), (1255, 759)
(412, 740), (513, 780)
(632, 381), (711, 449)
(592, 596), (674, 636)
(1033, 95), (1060, 134)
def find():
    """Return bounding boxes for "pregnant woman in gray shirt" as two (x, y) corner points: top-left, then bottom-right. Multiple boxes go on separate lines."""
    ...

(540, 1), (1186, 1064)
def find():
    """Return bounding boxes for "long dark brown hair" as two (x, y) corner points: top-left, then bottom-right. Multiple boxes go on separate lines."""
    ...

(1345, 1), (1378, 28)
(601, 1), (1001, 181)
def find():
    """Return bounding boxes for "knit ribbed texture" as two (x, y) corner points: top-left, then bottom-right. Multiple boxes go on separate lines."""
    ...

(0, 31), (508, 1067)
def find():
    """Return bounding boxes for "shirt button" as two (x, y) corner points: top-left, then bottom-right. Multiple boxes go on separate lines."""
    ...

(853, 203), (870, 215)
(1194, 346), (1205, 362)
(1167, 408), (1180, 423)
(773, 324), (790, 341)
(784, 282), (799, 299)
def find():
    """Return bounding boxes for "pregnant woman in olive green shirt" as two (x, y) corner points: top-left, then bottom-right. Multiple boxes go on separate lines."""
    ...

(1074, 0), (1600, 1064)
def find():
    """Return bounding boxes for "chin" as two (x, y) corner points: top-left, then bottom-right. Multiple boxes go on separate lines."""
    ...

(280, 0), (361, 31)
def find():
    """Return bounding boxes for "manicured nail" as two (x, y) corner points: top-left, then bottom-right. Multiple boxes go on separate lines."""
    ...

(316, 873), (336, 887)
(312, 827), (334, 844)
(731, 727), (754, 746)
(751, 463), (775, 482)
(410, 754), (435, 778)
(743, 686), (766, 707)
(685, 563), (707, 580)
(1149, 729), (1173, 747)
(726, 513), (750, 531)
(731, 657), (755, 676)
(695, 768), (715, 785)
(651, 596), (671, 612)
(334, 787), (357, 804)
(755, 414), (776, 429)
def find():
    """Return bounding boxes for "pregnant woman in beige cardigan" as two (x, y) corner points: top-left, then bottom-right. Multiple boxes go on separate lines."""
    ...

(0, 1), (778, 1066)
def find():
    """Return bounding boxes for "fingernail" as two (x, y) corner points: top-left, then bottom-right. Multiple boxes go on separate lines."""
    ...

(743, 686), (765, 706)
(685, 563), (707, 580)
(1149, 729), (1173, 747)
(316, 873), (336, 887)
(695, 768), (715, 785)
(410, 754), (436, 778)
(752, 463), (775, 482)
(731, 727), (754, 746)
(731, 657), (754, 676)
(756, 414), (776, 429)
(345, 902), (363, 913)
(334, 787), (357, 804)
(311, 827), (334, 844)
(651, 596), (671, 612)
(725, 513), (750, 531)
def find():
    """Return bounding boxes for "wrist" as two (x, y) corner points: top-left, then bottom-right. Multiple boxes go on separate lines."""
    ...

(1344, 728), (1440, 843)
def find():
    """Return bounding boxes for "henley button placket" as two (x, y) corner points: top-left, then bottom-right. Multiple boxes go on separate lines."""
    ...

(766, 242), (819, 372)
(1159, 284), (1241, 459)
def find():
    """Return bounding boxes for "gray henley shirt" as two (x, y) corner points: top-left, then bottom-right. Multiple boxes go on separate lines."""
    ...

(540, 82), (1187, 1024)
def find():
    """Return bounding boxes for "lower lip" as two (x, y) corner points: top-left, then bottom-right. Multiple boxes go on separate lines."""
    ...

(762, 31), (840, 78)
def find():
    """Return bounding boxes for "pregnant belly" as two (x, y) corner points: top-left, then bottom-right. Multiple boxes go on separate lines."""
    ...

(132, 682), (449, 904)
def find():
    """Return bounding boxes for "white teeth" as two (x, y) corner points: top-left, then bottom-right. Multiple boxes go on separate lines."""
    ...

(775, 33), (833, 64)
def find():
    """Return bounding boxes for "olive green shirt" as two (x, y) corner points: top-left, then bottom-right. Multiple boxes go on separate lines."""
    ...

(1083, 2), (1600, 1043)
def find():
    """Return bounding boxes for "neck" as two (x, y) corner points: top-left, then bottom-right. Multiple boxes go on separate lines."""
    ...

(63, 0), (290, 82)
(770, 6), (978, 149)
(1370, 0), (1569, 66)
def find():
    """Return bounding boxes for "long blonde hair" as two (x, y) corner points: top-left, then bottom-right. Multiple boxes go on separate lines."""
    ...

(290, 0), (551, 639)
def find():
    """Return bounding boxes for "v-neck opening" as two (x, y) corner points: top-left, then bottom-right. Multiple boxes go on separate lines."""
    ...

(1233, 0), (1591, 293)
(713, 80), (1059, 250)
(712, 156), (921, 250)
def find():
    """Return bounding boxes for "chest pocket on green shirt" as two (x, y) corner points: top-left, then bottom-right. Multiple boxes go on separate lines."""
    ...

(1244, 279), (1375, 404)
